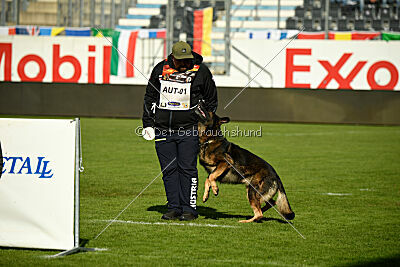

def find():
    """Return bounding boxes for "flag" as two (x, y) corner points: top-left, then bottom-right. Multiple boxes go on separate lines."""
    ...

(247, 30), (268, 39)
(39, 28), (52, 36)
(193, 7), (213, 56)
(15, 26), (39, 35)
(65, 27), (91, 36)
(297, 32), (325, 39)
(328, 31), (380, 40)
(137, 28), (166, 39)
(0, 26), (16, 35)
(51, 27), (65, 36)
(137, 29), (166, 58)
(351, 32), (380, 40)
(297, 31), (381, 40)
(91, 28), (114, 37)
(39, 27), (65, 36)
(381, 32), (400, 41)
(247, 30), (299, 40)
(329, 32), (352, 40)
(111, 30), (139, 77)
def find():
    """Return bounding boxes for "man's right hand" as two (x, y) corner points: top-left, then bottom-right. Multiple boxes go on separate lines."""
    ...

(142, 127), (155, 141)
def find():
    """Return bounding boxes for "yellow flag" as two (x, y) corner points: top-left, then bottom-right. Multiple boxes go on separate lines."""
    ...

(202, 7), (213, 57)
(51, 27), (65, 36)
(335, 32), (351, 40)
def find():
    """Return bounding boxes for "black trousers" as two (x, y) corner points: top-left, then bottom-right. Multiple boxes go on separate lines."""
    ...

(0, 141), (2, 179)
(155, 128), (199, 216)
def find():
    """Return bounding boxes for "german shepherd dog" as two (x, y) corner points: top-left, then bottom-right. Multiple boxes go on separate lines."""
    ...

(196, 109), (295, 223)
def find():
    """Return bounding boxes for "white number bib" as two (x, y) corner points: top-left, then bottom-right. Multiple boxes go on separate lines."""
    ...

(159, 80), (191, 110)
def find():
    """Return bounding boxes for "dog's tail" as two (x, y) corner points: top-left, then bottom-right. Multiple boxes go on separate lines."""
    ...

(276, 179), (295, 220)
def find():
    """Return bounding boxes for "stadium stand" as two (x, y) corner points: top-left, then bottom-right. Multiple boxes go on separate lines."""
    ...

(285, 0), (400, 32)
(117, 0), (302, 73)
(120, 0), (300, 30)
(6, 0), (127, 27)
(355, 17), (366, 30)
(5, 0), (398, 74)
(17, 0), (58, 26)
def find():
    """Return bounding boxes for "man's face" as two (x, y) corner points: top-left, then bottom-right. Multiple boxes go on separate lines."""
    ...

(172, 57), (193, 72)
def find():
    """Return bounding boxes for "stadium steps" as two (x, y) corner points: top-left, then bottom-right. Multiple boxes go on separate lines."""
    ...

(116, 0), (301, 74)
(136, 0), (166, 4)
(119, 18), (151, 27)
(208, 0), (300, 72)
(15, 0), (127, 27)
(214, 20), (287, 29)
(128, 8), (161, 16)
(18, 0), (58, 26)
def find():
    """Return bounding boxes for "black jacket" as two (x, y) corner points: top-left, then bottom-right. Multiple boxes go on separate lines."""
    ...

(142, 52), (218, 131)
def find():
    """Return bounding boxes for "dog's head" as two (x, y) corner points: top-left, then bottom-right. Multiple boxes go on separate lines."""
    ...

(197, 112), (230, 142)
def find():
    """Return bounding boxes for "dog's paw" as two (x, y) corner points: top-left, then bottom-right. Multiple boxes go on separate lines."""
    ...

(239, 216), (263, 223)
(213, 190), (219, 196)
(202, 195), (209, 203)
(212, 187), (219, 196)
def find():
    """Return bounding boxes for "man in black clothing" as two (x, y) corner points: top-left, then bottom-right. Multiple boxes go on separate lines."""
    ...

(142, 41), (218, 221)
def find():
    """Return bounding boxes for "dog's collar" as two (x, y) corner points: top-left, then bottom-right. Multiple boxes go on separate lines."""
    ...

(199, 137), (227, 148)
(199, 139), (216, 148)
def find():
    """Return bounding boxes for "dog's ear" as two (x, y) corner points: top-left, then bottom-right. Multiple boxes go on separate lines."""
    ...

(219, 117), (230, 124)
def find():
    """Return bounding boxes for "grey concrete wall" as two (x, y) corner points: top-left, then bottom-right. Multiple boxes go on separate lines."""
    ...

(0, 82), (399, 125)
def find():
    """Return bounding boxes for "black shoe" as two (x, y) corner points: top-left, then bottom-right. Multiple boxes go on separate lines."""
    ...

(179, 212), (198, 221)
(161, 210), (181, 220)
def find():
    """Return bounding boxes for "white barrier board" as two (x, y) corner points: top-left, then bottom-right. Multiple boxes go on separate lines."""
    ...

(0, 118), (76, 250)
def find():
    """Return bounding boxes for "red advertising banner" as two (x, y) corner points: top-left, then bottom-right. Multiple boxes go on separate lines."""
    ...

(0, 36), (111, 84)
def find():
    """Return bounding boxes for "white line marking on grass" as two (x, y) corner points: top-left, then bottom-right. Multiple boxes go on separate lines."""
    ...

(42, 248), (109, 258)
(322, 193), (353, 196)
(213, 258), (297, 266)
(98, 219), (237, 228)
(93, 157), (176, 240)
(263, 130), (400, 137)
(359, 188), (372, 191)
(135, 254), (297, 266)
(263, 132), (337, 136)
(263, 131), (372, 137)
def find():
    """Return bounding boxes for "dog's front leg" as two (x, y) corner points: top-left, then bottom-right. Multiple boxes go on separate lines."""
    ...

(208, 161), (230, 196)
(203, 178), (211, 202)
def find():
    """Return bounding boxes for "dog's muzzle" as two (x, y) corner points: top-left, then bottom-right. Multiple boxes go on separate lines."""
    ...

(195, 100), (211, 123)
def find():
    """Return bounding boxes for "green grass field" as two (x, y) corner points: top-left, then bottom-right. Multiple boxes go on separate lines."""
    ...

(1, 117), (399, 266)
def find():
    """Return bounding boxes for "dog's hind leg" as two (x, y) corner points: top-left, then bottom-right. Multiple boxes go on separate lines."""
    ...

(208, 161), (230, 197)
(261, 199), (276, 213)
(239, 187), (263, 223)
(260, 183), (278, 214)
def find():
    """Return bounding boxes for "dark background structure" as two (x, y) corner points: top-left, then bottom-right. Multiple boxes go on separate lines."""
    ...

(1, 82), (399, 125)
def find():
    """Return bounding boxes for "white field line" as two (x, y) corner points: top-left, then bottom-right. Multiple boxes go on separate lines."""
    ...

(96, 219), (237, 228)
(93, 157), (176, 240)
(135, 255), (304, 266)
(322, 193), (353, 196)
(212, 258), (298, 266)
(262, 130), (389, 137)
(133, 254), (299, 266)
(42, 248), (109, 259)
(263, 132), (340, 136)
(289, 188), (374, 194)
